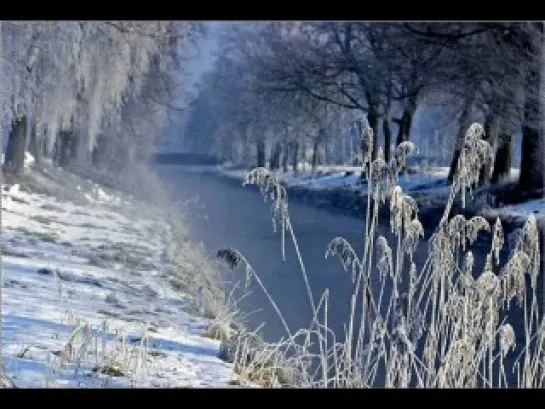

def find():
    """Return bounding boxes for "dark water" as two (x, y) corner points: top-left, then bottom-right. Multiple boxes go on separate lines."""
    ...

(157, 165), (542, 387)
(157, 167), (411, 340)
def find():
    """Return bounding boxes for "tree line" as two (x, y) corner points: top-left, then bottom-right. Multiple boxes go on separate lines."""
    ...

(1, 21), (202, 178)
(183, 22), (543, 193)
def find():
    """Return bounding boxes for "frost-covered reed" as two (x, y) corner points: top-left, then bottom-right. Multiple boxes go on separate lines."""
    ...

(218, 121), (544, 388)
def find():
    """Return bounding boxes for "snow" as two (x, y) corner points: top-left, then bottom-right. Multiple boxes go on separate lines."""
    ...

(25, 152), (36, 167)
(0, 151), (36, 168)
(220, 164), (452, 194)
(482, 197), (545, 225)
(1, 180), (239, 388)
(216, 164), (543, 226)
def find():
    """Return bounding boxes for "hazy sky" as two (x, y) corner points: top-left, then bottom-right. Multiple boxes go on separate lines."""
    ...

(183, 22), (228, 90)
(161, 23), (228, 151)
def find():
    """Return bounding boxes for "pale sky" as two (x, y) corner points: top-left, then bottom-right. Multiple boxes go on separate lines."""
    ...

(161, 23), (227, 151)
(184, 22), (229, 91)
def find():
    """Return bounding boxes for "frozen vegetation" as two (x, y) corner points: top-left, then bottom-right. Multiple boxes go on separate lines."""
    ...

(1, 21), (544, 389)
(1, 163), (243, 388)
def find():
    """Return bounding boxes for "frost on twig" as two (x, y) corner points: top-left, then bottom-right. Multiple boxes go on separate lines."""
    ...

(325, 237), (361, 282)
(449, 123), (494, 210)
(217, 247), (255, 290)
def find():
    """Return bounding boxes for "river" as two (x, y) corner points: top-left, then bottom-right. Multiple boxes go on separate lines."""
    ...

(156, 165), (541, 387)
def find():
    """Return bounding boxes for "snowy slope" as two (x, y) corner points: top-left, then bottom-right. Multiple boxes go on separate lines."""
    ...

(1, 181), (238, 388)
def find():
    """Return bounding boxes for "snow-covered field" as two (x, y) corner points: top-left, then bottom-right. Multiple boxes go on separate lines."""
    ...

(1, 178), (238, 388)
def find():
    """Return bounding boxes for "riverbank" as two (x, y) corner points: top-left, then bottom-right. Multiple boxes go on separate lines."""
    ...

(1, 162), (244, 388)
(209, 164), (545, 243)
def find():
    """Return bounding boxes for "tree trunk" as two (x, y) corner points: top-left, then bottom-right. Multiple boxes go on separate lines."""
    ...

(519, 124), (544, 191)
(368, 106), (379, 162)
(395, 95), (417, 147)
(69, 131), (80, 165)
(383, 117), (392, 163)
(40, 132), (48, 160)
(57, 129), (74, 168)
(291, 141), (299, 172)
(311, 135), (321, 175)
(448, 92), (476, 182)
(256, 139), (266, 168)
(28, 117), (40, 164)
(323, 129), (329, 165)
(243, 127), (250, 166)
(491, 133), (514, 184)
(342, 131), (347, 164)
(92, 134), (107, 167)
(395, 96), (417, 174)
(3, 115), (28, 174)
(269, 145), (275, 170)
(282, 142), (289, 173)
(350, 129), (355, 165)
(91, 147), (99, 167)
(302, 137), (307, 172)
(269, 142), (282, 170)
(53, 136), (61, 165)
(355, 121), (362, 166)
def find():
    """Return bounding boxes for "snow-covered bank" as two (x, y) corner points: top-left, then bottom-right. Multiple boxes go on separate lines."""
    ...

(481, 196), (545, 230)
(1, 167), (240, 388)
(210, 164), (543, 235)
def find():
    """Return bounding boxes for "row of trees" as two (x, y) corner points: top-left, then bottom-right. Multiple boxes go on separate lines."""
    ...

(1, 21), (202, 177)
(183, 22), (543, 192)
